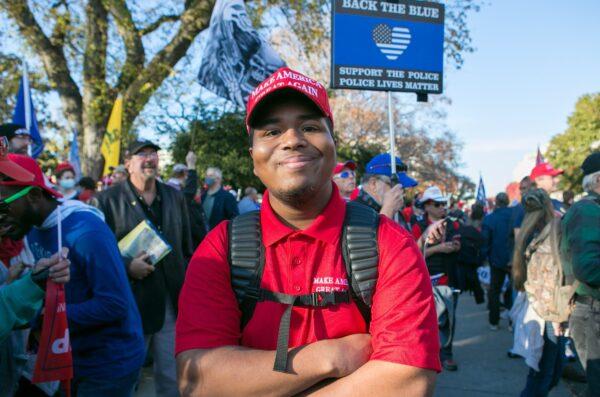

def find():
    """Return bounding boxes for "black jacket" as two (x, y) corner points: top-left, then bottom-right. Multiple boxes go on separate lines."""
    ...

(201, 187), (239, 230)
(96, 179), (193, 334)
(183, 170), (209, 249)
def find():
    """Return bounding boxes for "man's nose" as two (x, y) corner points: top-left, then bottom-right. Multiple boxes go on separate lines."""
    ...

(281, 128), (307, 150)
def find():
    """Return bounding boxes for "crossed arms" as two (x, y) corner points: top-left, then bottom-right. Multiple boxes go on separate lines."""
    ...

(176, 335), (436, 397)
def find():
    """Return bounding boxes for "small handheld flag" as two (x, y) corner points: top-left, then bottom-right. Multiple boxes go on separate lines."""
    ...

(536, 146), (545, 165)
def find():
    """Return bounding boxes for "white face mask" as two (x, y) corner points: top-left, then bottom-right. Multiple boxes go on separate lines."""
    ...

(59, 178), (76, 190)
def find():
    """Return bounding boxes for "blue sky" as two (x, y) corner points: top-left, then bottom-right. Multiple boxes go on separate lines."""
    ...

(444, 0), (600, 194)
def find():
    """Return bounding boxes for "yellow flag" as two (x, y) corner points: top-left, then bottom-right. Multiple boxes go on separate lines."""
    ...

(101, 96), (123, 176)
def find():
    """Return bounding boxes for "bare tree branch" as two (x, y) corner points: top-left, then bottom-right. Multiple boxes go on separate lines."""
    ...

(123, 0), (215, 132)
(101, 0), (144, 91)
(140, 14), (179, 36)
(1, 0), (83, 131)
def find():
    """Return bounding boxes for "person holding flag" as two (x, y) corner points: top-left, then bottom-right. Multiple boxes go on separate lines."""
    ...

(0, 154), (145, 396)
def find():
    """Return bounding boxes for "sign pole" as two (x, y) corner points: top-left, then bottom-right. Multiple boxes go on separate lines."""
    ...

(387, 91), (396, 176)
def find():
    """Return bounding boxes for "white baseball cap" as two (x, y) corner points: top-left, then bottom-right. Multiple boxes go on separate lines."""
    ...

(420, 186), (448, 203)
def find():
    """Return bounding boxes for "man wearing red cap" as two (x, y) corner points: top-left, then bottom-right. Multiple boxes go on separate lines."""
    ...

(176, 68), (439, 396)
(0, 153), (145, 395)
(332, 160), (356, 201)
(530, 162), (565, 214)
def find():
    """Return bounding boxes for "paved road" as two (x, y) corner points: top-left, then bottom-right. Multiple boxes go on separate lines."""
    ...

(137, 294), (574, 397)
(435, 294), (571, 397)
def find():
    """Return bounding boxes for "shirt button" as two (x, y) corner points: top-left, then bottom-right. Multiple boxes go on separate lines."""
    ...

(294, 285), (301, 292)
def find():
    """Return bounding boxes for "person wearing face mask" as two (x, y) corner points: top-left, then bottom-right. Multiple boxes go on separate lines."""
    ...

(201, 166), (239, 230)
(54, 162), (78, 200)
(354, 153), (417, 232)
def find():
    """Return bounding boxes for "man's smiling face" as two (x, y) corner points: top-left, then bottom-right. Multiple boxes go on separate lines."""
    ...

(249, 91), (336, 204)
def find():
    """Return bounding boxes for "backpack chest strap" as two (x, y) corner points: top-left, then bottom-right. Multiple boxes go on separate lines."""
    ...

(256, 289), (350, 373)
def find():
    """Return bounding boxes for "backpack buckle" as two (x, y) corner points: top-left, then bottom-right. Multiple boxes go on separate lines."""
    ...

(244, 286), (262, 301)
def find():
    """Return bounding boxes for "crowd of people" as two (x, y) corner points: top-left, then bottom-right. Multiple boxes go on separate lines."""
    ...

(0, 67), (598, 397)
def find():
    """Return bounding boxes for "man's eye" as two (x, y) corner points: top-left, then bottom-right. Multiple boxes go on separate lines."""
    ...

(302, 125), (320, 132)
(264, 129), (281, 137)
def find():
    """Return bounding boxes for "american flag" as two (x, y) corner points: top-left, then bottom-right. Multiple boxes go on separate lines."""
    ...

(372, 24), (411, 60)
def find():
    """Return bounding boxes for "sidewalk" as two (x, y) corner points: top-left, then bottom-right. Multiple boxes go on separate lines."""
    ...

(435, 294), (571, 397)
(137, 294), (574, 397)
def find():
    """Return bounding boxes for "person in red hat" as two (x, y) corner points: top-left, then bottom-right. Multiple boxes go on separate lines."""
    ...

(0, 153), (145, 395)
(54, 161), (78, 200)
(529, 162), (565, 217)
(332, 160), (356, 201)
(176, 67), (440, 396)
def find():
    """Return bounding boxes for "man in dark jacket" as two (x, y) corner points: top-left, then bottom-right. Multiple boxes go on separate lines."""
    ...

(482, 192), (513, 330)
(96, 140), (193, 397)
(201, 166), (239, 230)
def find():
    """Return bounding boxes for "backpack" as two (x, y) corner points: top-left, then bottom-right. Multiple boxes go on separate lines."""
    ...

(524, 217), (578, 323)
(227, 201), (379, 372)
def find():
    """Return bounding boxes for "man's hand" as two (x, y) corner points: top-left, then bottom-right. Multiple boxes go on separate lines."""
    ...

(186, 151), (197, 170)
(380, 185), (404, 219)
(326, 334), (372, 378)
(437, 242), (459, 254)
(34, 248), (71, 284)
(425, 220), (446, 245)
(7, 262), (26, 284)
(128, 251), (154, 280)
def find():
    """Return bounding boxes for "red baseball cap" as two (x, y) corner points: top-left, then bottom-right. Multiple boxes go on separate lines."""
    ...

(333, 160), (356, 175)
(55, 161), (75, 177)
(530, 162), (564, 180)
(245, 67), (333, 133)
(0, 154), (62, 198)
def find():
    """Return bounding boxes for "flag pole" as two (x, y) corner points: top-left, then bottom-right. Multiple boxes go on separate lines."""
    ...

(22, 60), (32, 156)
(387, 91), (396, 177)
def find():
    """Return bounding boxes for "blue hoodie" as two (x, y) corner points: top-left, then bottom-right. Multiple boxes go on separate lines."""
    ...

(27, 201), (144, 379)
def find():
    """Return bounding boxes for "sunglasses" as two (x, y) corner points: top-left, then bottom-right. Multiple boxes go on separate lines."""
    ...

(432, 202), (447, 208)
(334, 171), (355, 179)
(0, 186), (34, 213)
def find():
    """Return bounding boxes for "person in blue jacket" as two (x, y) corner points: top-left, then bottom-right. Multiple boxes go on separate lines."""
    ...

(0, 154), (145, 397)
(482, 192), (514, 330)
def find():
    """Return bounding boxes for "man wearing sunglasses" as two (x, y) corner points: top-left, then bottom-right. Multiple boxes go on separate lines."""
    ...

(413, 186), (462, 371)
(0, 153), (145, 396)
(332, 160), (356, 201)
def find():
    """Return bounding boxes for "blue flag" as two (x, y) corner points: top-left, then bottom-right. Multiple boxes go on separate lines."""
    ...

(12, 73), (44, 158)
(69, 131), (82, 179)
(476, 175), (487, 206)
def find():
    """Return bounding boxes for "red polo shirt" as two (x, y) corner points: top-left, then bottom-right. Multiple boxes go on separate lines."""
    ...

(176, 185), (441, 372)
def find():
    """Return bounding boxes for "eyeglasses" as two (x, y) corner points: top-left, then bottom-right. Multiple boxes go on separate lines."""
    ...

(134, 151), (158, 158)
(0, 186), (34, 213)
(334, 171), (355, 179)
(376, 176), (393, 187)
(433, 202), (447, 208)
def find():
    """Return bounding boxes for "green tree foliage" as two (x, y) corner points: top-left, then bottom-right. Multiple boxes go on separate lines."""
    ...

(170, 110), (263, 191)
(546, 93), (600, 194)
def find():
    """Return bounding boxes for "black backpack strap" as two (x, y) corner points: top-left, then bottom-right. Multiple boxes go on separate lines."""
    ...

(228, 210), (265, 329)
(342, 201), (380, 325)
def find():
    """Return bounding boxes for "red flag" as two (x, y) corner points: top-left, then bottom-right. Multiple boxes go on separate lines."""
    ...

(33, 280), (73, 394)
(536, 146), (545, 165)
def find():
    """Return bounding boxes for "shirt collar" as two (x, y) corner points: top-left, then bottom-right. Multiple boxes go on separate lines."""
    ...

(260, 182), (346, 247)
